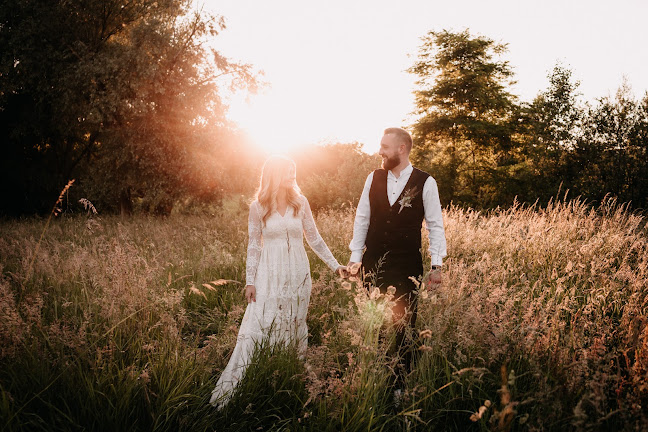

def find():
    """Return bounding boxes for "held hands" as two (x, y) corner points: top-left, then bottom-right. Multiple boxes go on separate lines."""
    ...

(335, 266), (349, 278)
(342, 262), (362, 279)
(245, 284), (256, 303)
(337, 262), (362, 279)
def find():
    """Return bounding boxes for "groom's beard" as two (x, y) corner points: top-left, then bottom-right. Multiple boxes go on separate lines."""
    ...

(381, 154), (400, 171)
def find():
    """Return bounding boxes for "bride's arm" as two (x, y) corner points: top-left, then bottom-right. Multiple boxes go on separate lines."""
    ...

(245, 201), (263, 288)
(301, 196), (342, 272)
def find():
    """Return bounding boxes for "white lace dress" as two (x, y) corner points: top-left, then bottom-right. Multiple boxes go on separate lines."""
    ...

(209, 195), (340, 408)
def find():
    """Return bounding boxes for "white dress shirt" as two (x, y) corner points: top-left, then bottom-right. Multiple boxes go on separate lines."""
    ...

(349, 163), (447, 266)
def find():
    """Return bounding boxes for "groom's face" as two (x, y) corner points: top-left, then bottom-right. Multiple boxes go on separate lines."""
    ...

(379, 134), (402, 171)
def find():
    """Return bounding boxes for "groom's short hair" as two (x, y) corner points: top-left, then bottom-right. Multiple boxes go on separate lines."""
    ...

(384, 127), (413, 152)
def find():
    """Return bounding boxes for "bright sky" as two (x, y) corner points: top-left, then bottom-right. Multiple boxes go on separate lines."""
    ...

(202, 0), (648, 154)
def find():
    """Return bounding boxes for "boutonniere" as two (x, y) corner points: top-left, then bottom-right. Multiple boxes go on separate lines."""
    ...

(398, 186), (418, 214)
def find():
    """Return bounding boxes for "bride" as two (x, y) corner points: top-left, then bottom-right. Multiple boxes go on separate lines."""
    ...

(209, 155), (346, 408)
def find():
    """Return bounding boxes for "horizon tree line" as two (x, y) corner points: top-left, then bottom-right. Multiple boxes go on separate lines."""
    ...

(1, 2), (646, 216)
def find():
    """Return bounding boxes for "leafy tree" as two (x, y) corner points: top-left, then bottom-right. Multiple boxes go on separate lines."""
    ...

(574, 82), (648, 206)
(0, 0), (258, 215)
(516, 64), (584, 202)
(527, 65), (583, 150)
(408, 29), (517, 207)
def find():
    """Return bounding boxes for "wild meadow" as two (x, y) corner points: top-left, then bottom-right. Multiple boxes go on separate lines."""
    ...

(1, 196), (647, 431)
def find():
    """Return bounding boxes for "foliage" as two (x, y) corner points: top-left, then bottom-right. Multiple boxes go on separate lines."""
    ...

(0, 0), (259, 216)
(408, 30), (648, 211)
(572, 81), (648, 206)
(513, 64), (584, 204)
(525, 65), (583, 151)
(4, 11), (648, 215)
(517, 69), (648, 209)
(1, 199), (647, 430)
(408, 29), (517, 207)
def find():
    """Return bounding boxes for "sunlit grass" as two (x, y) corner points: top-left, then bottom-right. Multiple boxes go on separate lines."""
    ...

(0, 196), (647, 430)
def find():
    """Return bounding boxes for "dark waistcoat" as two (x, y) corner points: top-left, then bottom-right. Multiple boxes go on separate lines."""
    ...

(362, 167), (429, 288)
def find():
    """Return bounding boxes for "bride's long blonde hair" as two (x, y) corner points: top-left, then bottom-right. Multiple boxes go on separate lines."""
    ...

(256, 155), (302, 225)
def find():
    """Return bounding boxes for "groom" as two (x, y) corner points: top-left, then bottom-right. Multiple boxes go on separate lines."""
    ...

(348, 127), (447, 390)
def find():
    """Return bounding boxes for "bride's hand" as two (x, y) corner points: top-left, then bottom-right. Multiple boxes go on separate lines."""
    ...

(335, 266), (349, 278)
(245, 285), (256, 303)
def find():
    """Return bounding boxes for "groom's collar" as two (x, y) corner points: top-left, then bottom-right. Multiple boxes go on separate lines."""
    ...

(388, 163), (413, 179)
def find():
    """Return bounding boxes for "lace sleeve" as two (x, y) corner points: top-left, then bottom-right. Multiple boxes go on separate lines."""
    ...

(301, 196), (340, 271)
(245, 201), (263, 285)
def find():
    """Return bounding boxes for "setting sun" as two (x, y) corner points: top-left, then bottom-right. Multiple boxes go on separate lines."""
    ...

(227, 91), (309, 155)
(226, 85), (385, 155)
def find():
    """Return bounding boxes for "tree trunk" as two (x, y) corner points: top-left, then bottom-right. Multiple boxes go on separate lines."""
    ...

(119, 188), (133, 216)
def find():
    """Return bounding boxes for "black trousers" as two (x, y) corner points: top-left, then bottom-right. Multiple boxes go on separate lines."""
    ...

(362, 255), (422, 387)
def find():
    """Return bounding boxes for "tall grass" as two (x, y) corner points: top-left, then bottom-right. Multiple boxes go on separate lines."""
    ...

(0, 196), (646, 431)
